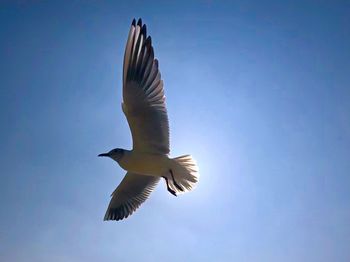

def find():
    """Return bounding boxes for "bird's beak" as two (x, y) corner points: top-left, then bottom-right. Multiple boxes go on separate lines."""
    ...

(98, 153), (109, 157)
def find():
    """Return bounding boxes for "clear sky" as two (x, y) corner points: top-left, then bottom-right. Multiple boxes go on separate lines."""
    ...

(1, 0), (349, 261)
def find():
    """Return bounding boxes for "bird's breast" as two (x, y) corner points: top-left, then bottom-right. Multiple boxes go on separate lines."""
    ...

(118, 151), (169, 176)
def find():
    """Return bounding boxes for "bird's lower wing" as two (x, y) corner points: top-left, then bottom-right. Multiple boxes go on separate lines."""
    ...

(104, 172), (160, 221)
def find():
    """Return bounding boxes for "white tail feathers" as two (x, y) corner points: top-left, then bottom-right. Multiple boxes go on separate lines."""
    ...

(168, 155), (199, 194)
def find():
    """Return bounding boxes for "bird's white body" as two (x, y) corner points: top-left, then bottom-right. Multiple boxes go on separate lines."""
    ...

(118, 151), (170, 176)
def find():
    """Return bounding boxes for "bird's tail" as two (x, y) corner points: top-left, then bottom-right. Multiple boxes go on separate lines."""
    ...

(167, 155), (199, 194)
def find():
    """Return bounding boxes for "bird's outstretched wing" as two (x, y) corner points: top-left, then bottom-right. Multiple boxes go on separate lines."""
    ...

(122, 18), (169, 154)
(104, 173), (160, 221)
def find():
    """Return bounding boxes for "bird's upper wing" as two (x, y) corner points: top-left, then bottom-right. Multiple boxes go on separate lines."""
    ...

(104, 172), (160, 221)
(122, 18), (169, 154)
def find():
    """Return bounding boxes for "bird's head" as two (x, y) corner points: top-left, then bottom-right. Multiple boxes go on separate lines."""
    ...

(98, 148), (125, 162)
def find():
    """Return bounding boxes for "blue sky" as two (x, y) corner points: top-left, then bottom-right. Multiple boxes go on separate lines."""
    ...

(1, 0), (349, 261)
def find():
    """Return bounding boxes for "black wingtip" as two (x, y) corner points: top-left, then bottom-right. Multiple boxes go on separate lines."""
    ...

(149, 45), (154, 58)
(137, 18), (142, 27)
(131, 18), (136, 26)
(141, 24), (147, 37)
(145, 36), (152, 47)
(144, 37), (152, 50)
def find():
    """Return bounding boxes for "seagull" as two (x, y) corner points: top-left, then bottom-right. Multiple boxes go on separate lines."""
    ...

(98, 18), (199, 221)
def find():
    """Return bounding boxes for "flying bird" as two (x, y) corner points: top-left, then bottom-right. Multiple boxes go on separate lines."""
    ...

(99, 18), (199, 221)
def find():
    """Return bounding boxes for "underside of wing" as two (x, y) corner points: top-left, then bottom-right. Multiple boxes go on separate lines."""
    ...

(122, 18), (170, 154)
(104, 172), (159, 221)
